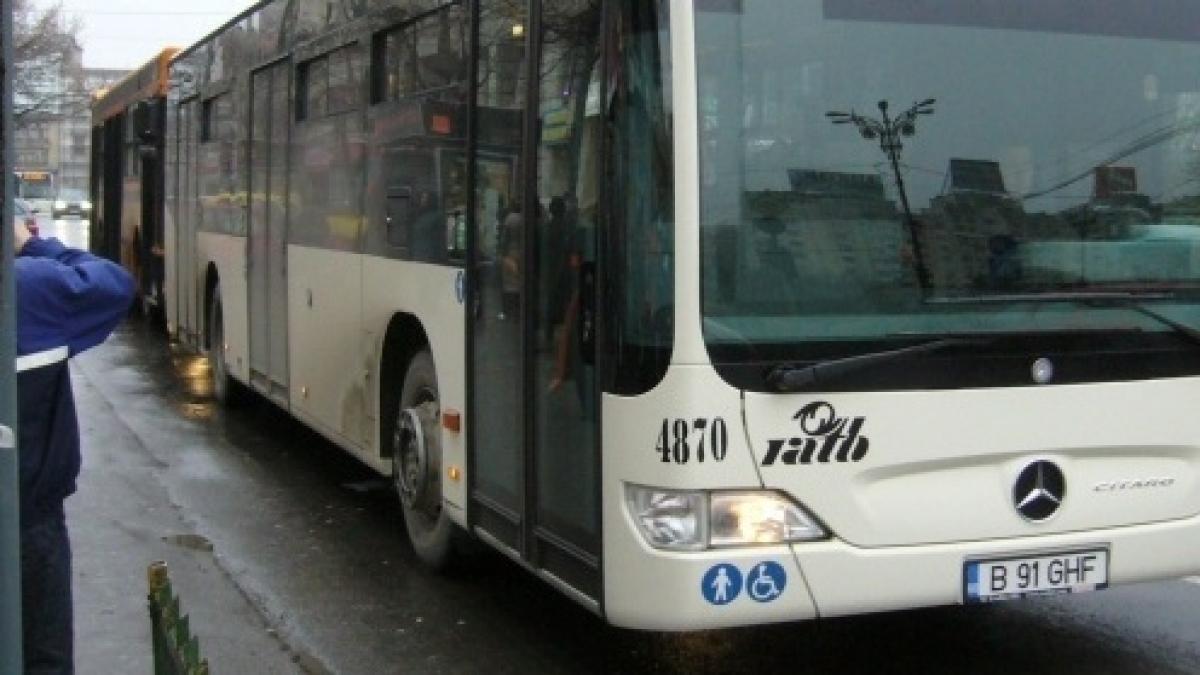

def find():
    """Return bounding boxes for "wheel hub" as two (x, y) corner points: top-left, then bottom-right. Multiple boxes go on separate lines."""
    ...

(394, 402), (437, 510)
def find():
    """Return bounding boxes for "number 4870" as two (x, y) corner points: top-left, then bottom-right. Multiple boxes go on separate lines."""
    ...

(656, 418), (729, 465)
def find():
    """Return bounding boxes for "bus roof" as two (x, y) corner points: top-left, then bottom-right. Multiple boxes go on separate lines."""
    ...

(91, 47), (181, 123)
(170, 0), (274, 63)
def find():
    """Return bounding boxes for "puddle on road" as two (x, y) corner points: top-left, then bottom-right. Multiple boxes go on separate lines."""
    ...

(162, 533), (214, 552)
(173, 354), (215, 401)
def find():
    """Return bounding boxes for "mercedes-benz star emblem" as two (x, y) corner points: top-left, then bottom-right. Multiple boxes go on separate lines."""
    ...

(1013, 460), (1066, 521)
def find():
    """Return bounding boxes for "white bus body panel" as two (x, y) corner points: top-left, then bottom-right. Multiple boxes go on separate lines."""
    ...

(602, 366), (821, 629)
(795, 515), (1200, 618)
(603, 365), (1200, 629)
(287, 245), (366, 456)
(362, 257), (466, 512)
(745, 379), (1200, 548)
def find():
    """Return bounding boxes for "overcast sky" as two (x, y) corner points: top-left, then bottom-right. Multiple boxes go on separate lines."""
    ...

(50, 0), (258, 70)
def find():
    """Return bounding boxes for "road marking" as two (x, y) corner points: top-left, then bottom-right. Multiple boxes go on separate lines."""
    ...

(1185, 577), (1200, 585)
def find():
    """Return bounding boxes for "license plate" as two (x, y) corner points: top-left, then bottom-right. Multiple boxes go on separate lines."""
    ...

(964, 549), (1109, 603)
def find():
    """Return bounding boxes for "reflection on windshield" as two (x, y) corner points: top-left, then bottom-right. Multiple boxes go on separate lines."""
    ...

(697, 1), (1200, 347)
(826, 98), (937, 290)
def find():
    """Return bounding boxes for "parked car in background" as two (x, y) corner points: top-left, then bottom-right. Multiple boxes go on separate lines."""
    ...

(14, 198), (39, 237)
(52, 188), (92, 219)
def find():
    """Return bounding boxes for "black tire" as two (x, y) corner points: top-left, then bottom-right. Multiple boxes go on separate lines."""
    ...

(392, 349), (461, 570)
(207, 285), (243, 406)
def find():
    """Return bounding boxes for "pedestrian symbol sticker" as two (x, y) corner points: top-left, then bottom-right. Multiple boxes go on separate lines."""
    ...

(746, 561), (787, 603)
(702, 564), (743, 605)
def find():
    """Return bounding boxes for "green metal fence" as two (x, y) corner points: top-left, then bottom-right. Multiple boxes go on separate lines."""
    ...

(148, 561), (210, 675)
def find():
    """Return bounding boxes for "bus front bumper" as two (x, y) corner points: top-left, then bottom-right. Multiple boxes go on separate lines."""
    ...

(604, 513), (1200, 630)
(796, 514), (1200, 619)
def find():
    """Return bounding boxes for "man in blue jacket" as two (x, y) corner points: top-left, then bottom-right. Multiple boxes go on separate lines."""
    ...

(13, 219), (134, 674)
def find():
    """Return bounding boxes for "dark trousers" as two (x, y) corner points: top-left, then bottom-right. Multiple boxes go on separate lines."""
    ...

(21, 508), (74, 675)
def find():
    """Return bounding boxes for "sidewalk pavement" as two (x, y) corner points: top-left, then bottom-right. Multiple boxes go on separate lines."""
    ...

(66, 356), (302, 674)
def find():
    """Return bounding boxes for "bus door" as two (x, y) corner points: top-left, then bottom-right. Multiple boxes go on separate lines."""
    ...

(247, 61), (291, 402)
(470, 0), (604, 604)
(137, 101), (163, 307)
(177, 98), (201, 346)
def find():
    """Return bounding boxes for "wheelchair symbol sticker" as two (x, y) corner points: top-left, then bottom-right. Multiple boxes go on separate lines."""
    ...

(746, 561), (787, 603)
(701, 564), (743, 605)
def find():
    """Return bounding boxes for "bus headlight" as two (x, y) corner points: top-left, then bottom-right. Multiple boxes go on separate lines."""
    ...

(54, 200), (67, 210)
(625, 485), (826, 551)
(709, 492), (826, 546)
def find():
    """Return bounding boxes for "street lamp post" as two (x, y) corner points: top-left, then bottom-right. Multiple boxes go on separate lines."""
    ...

(827, 99), (936, 292)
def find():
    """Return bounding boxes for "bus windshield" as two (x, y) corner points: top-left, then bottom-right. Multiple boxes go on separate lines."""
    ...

(696, 1), (1200, 385)
(17, 173), (55, 199)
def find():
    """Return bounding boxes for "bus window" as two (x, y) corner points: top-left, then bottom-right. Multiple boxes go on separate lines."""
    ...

(328, 45), (363, 115)
(369, 3), (469, 265)
(606, 0), (675, 396)
(373, 3), (466, 104)
(299, 56), (329, 120)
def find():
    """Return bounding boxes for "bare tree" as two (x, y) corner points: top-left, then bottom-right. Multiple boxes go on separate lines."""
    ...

(12, 0), (85, 129)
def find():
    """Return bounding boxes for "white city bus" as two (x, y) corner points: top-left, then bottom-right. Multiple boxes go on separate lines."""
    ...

(157, 0), (1200, 629)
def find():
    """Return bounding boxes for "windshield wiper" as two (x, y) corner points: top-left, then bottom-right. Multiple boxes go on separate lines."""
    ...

(765, 292), (1200, 393)
(928, 292), (1200, 347)
(766, 337), (986, 393)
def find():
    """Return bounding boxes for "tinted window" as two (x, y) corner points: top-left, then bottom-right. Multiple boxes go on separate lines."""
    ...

(606, 1), (675, 395)
(301, 45), (363, 121)
(373, 3), (466, 105)
(696, 0), (1200, 388)
(367, 2), (469, 264)
(301, 56), (329, 120)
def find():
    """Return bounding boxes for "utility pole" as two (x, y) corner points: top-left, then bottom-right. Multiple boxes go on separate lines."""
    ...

(1, 0), (25, 668)
(827, 98), (937, 292)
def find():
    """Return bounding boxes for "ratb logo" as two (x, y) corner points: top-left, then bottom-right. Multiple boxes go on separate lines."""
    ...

(761, 402), (869, 466)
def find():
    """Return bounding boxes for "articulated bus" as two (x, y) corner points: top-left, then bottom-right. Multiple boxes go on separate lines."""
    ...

(108, 0), (1200, 629)
(90, 47), (180, 316)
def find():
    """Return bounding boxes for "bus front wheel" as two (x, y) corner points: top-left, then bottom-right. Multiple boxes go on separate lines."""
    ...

(393, 349), (457, 569)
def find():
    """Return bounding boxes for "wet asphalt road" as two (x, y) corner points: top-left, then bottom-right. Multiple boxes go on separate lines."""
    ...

(71, 314), (1200, 675)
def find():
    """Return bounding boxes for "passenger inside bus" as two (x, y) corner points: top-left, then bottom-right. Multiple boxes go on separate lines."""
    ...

(499, 204), (522, 320)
